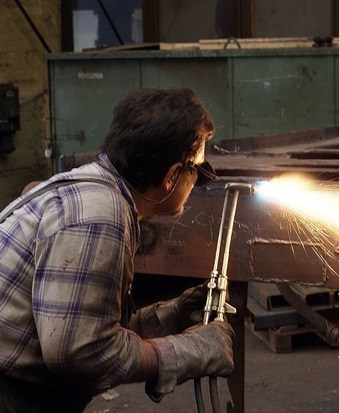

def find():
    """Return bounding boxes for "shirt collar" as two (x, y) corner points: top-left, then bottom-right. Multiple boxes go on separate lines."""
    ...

(97, 153), (139, 224)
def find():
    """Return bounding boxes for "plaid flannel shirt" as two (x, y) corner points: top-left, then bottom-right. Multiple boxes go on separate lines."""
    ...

(0, 154), (148, 394)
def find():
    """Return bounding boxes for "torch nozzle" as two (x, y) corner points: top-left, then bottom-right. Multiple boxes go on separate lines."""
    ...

(224, 181), (260, 195)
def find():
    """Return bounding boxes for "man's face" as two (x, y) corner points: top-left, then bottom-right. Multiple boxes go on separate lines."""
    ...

(159, 140), (207, 217)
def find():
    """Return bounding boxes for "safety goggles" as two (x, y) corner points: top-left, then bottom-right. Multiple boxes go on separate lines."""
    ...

(188, 160), (217, 187)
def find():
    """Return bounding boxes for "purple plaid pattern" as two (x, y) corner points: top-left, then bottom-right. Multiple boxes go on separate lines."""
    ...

(0, 155), (143, 394)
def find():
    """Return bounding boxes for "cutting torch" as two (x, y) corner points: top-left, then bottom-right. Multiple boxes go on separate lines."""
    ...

(194, 181), (257, 413)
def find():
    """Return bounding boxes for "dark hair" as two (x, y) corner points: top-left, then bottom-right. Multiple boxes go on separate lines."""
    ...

(102, 88), (214, 191)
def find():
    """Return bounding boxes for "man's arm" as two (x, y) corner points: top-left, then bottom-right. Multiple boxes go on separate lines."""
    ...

(33, 222), (157, 393)
(129, 283), (208, 338)
(33, 222), (233, 401)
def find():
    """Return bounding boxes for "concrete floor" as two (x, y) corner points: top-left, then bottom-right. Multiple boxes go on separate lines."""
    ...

(84, 328), (339, 413)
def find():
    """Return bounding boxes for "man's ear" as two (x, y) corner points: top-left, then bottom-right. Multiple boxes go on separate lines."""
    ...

(163, 162), (183, 191)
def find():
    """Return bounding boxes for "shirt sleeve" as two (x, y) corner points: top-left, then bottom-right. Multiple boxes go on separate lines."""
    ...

(33, 222), (144, 394)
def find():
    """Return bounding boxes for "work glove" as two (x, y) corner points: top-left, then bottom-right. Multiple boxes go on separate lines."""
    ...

(173, 282), (208, 329)
(132, 283), (208, 339)
(145, 319), (234, 402)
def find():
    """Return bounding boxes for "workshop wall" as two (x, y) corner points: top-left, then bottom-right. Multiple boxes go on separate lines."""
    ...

(252, 0), (333, 37)
(159, 0), (220, 42)
(0, 0), (61, 210)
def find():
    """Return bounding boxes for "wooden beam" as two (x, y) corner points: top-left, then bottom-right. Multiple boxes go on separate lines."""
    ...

(60, 0), (75, 52)
(143, 0), (160, 42)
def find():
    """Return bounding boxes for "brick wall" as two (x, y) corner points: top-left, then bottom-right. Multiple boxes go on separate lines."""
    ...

(0, 0), (61, 209)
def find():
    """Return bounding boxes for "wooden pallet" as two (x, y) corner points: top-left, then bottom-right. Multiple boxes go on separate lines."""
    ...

(246, 317), (320, 353)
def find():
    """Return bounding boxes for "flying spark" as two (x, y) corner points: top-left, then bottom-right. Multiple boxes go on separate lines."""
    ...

(254, 174), (339, 277)
(255, 174), (339, 234)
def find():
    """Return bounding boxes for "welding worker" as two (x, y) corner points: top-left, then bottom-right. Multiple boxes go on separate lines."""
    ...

(0, 88), (234, 412)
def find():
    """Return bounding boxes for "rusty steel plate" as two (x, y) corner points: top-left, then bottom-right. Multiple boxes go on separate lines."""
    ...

(135, 179), (339, 288)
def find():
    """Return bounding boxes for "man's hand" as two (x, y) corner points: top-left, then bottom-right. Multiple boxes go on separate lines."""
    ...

(134, 282), (231, 339)
(173, 283), (207, 330)
(132, 283), (209, 339)
(145, 319), (234, 401)
(180, 320), (234, 379)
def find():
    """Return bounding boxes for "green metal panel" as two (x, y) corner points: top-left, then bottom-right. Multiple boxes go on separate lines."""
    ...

(141, 58), (232, 140)
(47, 49), (339, 172)
(233, 55), (335, 138)
(50, 59), (140, 168)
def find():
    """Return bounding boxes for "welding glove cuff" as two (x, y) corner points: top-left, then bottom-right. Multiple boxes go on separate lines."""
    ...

(145, 320), (234, 402)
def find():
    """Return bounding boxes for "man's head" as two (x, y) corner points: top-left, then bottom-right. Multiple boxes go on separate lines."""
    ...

(102, 88), (215, 217)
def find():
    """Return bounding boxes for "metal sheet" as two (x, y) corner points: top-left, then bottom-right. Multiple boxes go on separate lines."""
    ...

(248, 239), (326, 284)
(135, 179), (339, 288)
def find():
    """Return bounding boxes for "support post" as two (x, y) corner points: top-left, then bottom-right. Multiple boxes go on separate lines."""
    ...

(227, 280), (247, 413)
